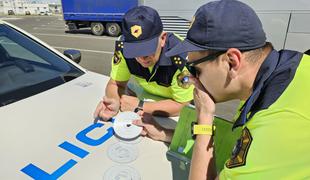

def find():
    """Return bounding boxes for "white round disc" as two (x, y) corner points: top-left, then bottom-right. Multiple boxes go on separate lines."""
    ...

(103, 165), (140, 180)
(113, 111), (143, 140)
(107, 142), (139, 163)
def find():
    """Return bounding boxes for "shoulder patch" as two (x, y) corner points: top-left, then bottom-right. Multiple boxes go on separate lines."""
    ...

(113, 41), (124, 65)
(170, 55), (186, 70)
(113, 51), (122, 65)
(177, 70), (191, 89)
(226, 127), (252, 168)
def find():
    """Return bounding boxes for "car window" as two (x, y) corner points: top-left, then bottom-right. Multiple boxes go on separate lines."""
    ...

(0, 36), (49, 65)
(0, 24), (84, 106)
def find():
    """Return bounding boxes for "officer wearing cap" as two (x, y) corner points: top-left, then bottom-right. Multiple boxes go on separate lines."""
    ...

(164, 0), (310, 179)
(94, 6), (194, 120)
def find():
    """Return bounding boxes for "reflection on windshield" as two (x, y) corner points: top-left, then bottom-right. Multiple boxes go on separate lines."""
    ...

(0, 24), (84, 107)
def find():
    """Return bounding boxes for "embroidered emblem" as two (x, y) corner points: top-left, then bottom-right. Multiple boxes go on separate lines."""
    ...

(226, 127), (252, 168)
(131, 25), (142, 38)
(177, 70), (191, 89)
(113, 51), (122, 65)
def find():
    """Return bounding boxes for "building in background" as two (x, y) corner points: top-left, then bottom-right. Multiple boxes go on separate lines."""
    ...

(49, 3), (61, 14)
(0, 0), (61, 15)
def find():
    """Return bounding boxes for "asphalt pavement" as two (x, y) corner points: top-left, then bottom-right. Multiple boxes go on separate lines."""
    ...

(2, 15), (115, 76)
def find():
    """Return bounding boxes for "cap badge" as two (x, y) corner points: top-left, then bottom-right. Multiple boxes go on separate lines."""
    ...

(131, 25), (142, 38)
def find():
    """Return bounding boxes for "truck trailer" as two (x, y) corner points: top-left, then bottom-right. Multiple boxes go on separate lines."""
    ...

(61, 0), (138, 36)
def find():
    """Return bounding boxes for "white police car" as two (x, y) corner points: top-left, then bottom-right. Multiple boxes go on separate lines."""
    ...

(0, 21), (173, 179)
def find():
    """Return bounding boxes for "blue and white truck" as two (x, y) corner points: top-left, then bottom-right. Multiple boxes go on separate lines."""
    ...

(61, 0), (138, 36)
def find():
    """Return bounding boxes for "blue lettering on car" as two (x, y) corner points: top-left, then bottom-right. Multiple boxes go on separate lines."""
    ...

(21, 122), (114, 179)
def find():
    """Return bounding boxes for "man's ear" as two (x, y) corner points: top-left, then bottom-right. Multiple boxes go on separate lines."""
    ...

(226, 48), (242, 78)
(160, 32), (167, 47)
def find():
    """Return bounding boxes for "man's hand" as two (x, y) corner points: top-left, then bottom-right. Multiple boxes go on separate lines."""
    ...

(192, 78), (216, 124)
(93, 96), (120, 121)
(120, 95), (139, 112)
(132, 111), (173, 142)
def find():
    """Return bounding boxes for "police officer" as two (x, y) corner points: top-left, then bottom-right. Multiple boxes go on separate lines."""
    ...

(94, 6), (193, 120)
(135, 0), (310, 179)
(167, 0), (310, 179)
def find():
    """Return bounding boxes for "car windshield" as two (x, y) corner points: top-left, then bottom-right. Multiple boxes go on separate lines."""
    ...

(0, 23), (84, 107)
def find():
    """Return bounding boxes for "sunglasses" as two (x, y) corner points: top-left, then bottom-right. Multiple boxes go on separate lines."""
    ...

(186, 51), (226, 77)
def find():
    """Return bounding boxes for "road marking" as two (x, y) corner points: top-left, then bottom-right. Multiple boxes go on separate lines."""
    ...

(42, 25), (66, 28)
(53, 46), (114, 54)
(33, 27), (65, 31)
(32, 33), (117, 40)
(41, 24), (65, 27)
(49, 22), (66, 24)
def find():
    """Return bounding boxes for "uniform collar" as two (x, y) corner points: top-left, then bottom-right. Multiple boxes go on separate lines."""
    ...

(233, 49), (280, 129)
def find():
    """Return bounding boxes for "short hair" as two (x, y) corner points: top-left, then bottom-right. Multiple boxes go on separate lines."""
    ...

(244, 42), (273, 63)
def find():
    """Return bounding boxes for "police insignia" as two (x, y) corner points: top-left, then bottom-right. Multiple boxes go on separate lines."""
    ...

(131, 25), (142, 38)
(171, 55), (185, 70)
(226, 127), (252, 168)
(115, 41), (123, 51)
(113, 51), (121, 65)
(177, 70), (191, 89)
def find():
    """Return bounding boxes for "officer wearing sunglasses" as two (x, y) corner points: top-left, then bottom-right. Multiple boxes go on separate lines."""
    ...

(186, 51), (225, 78)
(165, 0), (310, 179)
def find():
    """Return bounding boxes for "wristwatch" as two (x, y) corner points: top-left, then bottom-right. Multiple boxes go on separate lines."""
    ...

(191, 122), (215, 139)
(134, 99), (144, 113)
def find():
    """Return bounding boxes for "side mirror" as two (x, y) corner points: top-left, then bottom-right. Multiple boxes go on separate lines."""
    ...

(64, 49), (81, 64)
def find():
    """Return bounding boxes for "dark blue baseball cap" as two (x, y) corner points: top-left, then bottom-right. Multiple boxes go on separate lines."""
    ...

(166, 0), (266, 57)
(122, 6), (163, 58)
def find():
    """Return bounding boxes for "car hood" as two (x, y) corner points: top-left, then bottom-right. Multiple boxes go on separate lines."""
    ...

(0, 71), (110, 179)
(0, 71), (173, 180)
